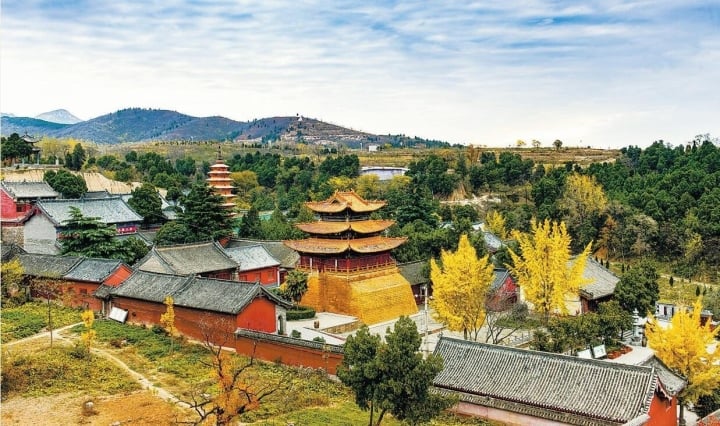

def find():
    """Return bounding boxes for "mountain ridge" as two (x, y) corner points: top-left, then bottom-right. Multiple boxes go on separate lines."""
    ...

(0, 107), (449, 148)
(35, 109), (83, 124)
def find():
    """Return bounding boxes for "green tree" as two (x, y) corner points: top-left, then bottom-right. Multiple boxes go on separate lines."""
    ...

(338, 317), (453, 426)
(44, 169), (87, 198)
(239, 206), (263, 239)
(128, 183), (164, 226)
(280, 270), (308, 306)
(66, 143), (86, 171)
(0, 133), (33, 164)
(60, 207), (122, 258)
(154, 221), (193, 246)
(614, 259), (659, 315)
(179, 183), (234, 242)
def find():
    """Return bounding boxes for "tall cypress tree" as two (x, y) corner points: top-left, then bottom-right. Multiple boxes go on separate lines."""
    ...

(178, 183), (234, 242)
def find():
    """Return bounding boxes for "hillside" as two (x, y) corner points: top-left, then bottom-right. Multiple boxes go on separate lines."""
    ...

(0, 116), (69, 135)
(0, 108), (449, 148)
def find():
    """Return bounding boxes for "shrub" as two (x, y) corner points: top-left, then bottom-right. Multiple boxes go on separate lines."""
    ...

(291, 330), (302, 339)
(286, 306), (316, 321)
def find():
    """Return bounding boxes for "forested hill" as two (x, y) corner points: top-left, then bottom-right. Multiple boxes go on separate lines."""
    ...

(0, 108), (450, 148)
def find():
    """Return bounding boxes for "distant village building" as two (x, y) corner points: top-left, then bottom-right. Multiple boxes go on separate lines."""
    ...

(283, 190), (417, 324)
(24, 197), (143, 254)
(433, 336), (684, 426)
(206, 146), (236, 211)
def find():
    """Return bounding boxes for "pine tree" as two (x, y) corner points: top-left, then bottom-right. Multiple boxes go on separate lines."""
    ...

(179, 183), (234, 242)
(238, 206), (262, 239)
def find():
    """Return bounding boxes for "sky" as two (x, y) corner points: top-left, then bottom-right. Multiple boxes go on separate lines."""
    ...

(1, 1), (719, 148)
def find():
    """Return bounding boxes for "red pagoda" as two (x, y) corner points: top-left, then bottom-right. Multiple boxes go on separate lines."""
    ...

(284, 190), (417, 324)
(206, 146), (235, 211)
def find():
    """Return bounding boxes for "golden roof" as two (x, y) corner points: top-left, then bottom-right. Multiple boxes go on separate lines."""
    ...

(295, 219), (395, 235)
(305, 190), (386, 213)
(283, 236), (406, 254)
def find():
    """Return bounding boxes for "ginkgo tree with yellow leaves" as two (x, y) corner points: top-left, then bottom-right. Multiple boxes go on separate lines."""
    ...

(430, 234), (495, 341)
(646, 299), (720, 424)
(508, 219), (591, 322)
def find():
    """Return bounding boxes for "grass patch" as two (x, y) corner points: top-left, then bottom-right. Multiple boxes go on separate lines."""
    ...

(1, 302), (82, 342)
(1, 345), (139, 399)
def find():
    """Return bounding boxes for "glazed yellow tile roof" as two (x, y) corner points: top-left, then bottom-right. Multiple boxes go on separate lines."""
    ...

(295, 219), (395, 234)
(305, 190), (386, 213)
(283, 236), (406, 254)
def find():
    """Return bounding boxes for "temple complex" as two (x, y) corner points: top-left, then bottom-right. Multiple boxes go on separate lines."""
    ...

(284, 190), (417, 324)
(207, 146), (235, 211)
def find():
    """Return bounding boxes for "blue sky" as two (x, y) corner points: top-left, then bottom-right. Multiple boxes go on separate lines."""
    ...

(2, 1), (719, 148)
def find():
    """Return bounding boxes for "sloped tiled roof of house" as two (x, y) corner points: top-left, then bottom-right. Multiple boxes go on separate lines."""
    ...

(490, 268), (512, 291)
(1, 243), (26, 262)
(224, 244), (280, 272)
(135, 241), (237, 275)
(111, 270), (192, 303)
(433, 337), (658, 425)
(577, 257), (620, 300)
(398, 261), (428, 286)
(17, 253), (82, 277)
(483, 231), (504, 252)
(641, 356), (686, 397)
(107, 272), (292, 313)
(63, 258), (125, 283)
(1, 181), (59, 199)
(36, 197), (143, 226)
(225, 239), (299, 269)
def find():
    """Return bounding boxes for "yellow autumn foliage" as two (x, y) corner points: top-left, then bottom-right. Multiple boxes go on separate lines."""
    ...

(485, 210), (508, 240)
(430, 234), (494, 341)
(160, 296), (176, 337)
(560, 173), (608, 223)
(646, 299), (720, 404)
(508, 219), (591, 319)
(80, 309), (96, 350)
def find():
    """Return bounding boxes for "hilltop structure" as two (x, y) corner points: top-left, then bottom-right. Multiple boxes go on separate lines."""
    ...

(206, 145), (235, 211)
(283, 190), (417, 324)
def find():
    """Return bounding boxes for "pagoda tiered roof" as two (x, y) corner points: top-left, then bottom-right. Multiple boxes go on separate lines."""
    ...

(306, 190), (386, 213)
(283, 236), (406, 254)
(295, 219), (395, 235)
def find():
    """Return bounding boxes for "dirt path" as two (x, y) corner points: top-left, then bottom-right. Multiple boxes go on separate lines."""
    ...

(3, 324), (189, 409)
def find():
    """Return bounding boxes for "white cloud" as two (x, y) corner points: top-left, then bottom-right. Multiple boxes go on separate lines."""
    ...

(1, 0), (718, 147)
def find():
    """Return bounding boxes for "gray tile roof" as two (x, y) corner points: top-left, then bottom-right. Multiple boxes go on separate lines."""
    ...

(135, 241), (237, 275)
(1, 181), (59, 199)
(107, 271), (292, 313)
(94, 284), (115, 299)
(483, 231), (504, 252)
(36, 197), (143, 226)
(226, 239), (299, 269)
(111, 270), (192, 303)
(224, 244), (280, 272)
(491, 268), (511, 291)
(641, 356), (686, 397)
(172, 278), (265, 314)
(577, 257), (620, 300)
(1, 243), (26, 262)
(398, 261), (428, 286)
(433, 337), (658, 425)
(63, 258), (124, 283)
(17, 253), (82, 277)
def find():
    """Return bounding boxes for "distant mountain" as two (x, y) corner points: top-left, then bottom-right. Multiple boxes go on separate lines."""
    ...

(0, 107), (450, 148)
(0, 116), (69, 136)
(35, 109), (83, 124)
